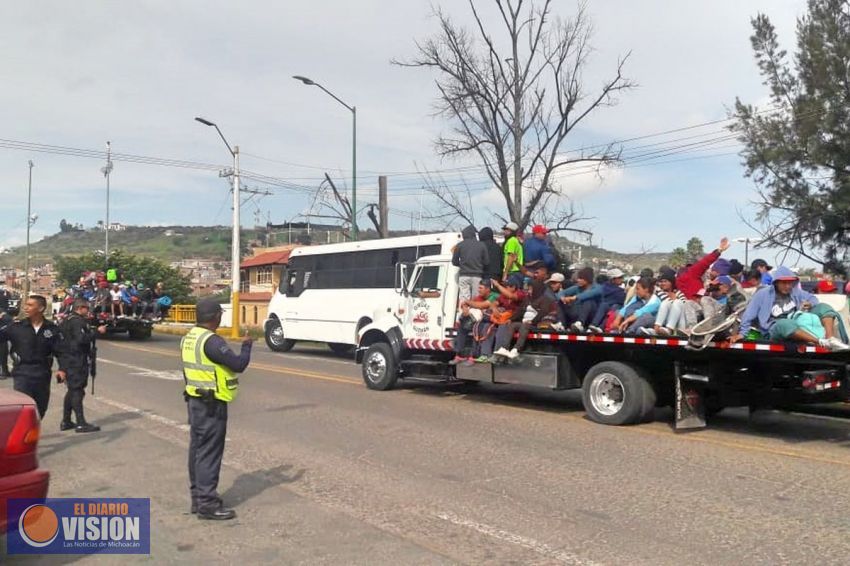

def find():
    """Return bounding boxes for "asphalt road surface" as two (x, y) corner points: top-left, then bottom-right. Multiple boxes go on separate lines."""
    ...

(3, 333), (850, 564)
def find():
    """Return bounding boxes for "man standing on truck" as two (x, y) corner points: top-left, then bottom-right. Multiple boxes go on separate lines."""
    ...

(57, 298), (106, 433)
(452, 225), (488, 303)
(501, 222), (524, 286)
(0, 295), (61, 418)
(182, 298), (253, 520)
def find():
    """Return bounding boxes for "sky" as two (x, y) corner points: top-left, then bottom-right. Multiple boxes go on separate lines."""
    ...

(0, 0), (813, 267)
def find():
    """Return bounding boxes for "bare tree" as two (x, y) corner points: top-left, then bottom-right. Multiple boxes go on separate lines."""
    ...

(311, 173), (387, 238)
(394, 0), (635, 231)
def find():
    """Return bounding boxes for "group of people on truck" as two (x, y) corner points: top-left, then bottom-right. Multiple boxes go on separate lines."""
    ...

(448, 227), (850, 366)
(54, 271), (171, 320)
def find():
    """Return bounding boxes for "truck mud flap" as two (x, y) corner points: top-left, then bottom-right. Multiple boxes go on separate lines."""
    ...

(675, 361), (707, 431)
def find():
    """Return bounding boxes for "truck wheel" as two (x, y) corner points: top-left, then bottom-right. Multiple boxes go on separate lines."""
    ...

(265, 319), (295, 352)
(328, 343), (354, 356)
(128, 327), (152, 340)
(362, 342), (398, 390)
(582, 361), (653, 426)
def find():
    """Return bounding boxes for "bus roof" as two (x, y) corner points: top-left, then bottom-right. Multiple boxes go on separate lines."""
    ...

(288, 232), (462, 258)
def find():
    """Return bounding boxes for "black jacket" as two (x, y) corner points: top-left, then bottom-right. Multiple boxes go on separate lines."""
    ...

(0, 317), (60, 378)
(478, 227), (502, 280)
(57, 313), (96, 370)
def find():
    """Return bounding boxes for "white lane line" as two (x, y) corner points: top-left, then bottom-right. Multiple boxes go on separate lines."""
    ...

(434, 511), (599, 565)
(93, 395), (190, 432)
(99, 357), (184, 381)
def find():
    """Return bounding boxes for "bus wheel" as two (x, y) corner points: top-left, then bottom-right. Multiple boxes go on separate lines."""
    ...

(582, 361), (653, 426)
(264, 319), (295, 352)
(362, 342), (398, 391)
(328, 343), (355, 356)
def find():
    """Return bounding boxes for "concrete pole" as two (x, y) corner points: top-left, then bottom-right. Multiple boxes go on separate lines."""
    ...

(24, 160), (33, 300)
(378, 175), (388, 238)
(230, 146), (241, 338)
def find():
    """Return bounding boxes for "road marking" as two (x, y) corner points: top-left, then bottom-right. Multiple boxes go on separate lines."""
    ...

(107, 342), (360, 385)
(93, 395), (190, 432)
(434, 511), (597, 565)
(99, 357), (184, 381)
(103, 342), (850, 468)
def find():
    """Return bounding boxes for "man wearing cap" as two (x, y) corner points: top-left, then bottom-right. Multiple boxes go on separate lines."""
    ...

(524, 225), (556, 274)
(182, 298), (253, 521)
(501, 222), (524, 286)
(56, 298), (106, 433)
(731, 266), (849, 350)
(589, 268), (627, 331)
(751, 259), (773, 285)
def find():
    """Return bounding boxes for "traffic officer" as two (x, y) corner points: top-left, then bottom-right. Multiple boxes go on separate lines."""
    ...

(0, 285), (12, 378)
(0, 295), (61, 418)
(182, 298), (252, 521)
(57, 298), (105, 433)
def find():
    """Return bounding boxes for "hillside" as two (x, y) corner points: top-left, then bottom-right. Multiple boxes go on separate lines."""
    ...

(0, 226), (262, 267)
(0, 224), (673, 272)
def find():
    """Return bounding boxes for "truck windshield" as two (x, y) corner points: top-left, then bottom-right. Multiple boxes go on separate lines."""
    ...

(411, 265), (442, 292)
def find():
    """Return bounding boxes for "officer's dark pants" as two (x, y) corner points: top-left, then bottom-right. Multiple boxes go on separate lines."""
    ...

(0, 339), (9, 375)
(63, 367), (89, 424)
(187, 396), (228, 512)
(13, 370), (51, 419)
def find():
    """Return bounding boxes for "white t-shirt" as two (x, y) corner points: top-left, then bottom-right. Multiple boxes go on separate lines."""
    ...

(110, 290), (122, 302)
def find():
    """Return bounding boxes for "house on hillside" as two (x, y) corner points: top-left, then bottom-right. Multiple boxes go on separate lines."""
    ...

(239, 247), (295, 327)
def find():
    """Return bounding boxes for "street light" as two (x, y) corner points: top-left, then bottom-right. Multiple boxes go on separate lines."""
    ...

(23, 160), (33, 300)
(293, 75), (358, 240)
(195, 116), (242, 338)
(101, 141), (113, 270)
(734, 237), (762, 266)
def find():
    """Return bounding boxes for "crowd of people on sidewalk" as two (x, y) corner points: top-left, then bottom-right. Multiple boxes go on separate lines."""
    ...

(448, 225), (850, 366)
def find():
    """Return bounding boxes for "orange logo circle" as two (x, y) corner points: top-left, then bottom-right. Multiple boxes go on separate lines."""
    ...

(19, 504), (59, 547)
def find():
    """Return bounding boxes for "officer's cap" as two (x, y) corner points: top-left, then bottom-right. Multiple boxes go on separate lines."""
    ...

(196, 298), (223, 323)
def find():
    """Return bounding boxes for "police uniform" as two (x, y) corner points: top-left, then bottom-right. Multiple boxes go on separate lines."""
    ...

(57, 312), (99, 432)
(0, 317), (60, 418)
(0, 290), (11, 377)
(181, 306), (251, 520)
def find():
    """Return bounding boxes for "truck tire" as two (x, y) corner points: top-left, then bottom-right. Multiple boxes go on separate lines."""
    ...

(265, 319), (295, 352)
(128, 326), (152, 340)
(328, 343), (355, 356)
(362, 342), (398, 391)
(582, 361), (654, 426)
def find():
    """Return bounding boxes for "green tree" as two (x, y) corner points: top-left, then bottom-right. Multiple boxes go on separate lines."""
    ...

(685, 237), (705, 261)
(669, 247), (689, 268)
(55, 249), (192, 302)
(732, 0), (850, 272)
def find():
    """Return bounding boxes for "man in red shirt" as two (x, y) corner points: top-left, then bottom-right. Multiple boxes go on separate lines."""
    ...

(676, 237), (731, 328)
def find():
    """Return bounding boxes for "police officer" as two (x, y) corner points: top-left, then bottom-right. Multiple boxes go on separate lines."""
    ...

(0, 285), (12, 378)
(0, 295), (61, 418)
(57, 298), (105, 433)
(182, 298), (252, 521)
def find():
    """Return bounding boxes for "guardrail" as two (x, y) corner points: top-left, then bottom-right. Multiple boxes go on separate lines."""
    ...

(164, 304), (196, 324)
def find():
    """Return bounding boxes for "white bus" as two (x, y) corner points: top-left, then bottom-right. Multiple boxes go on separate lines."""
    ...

(263, 232), (462, 354)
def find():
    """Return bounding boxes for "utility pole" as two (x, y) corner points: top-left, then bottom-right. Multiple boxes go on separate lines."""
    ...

(23, 160), (33, 300)
(378, 175), (388, 238)
(231, 145), (241, 338)
(102, 141), (113, 270)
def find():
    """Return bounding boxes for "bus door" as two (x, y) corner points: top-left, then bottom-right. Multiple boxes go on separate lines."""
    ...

(404, 262), (448, 344)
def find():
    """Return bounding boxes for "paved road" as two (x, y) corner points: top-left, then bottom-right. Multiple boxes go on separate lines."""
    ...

(4, 333), (850, 564)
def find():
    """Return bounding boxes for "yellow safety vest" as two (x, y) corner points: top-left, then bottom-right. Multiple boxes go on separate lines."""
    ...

(181, 326), (239, 402)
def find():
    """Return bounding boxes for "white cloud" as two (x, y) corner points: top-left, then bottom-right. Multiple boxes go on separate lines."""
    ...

(0, 0), (808, 252)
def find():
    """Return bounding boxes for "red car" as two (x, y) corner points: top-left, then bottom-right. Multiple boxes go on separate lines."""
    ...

(0, 389), (49, 532)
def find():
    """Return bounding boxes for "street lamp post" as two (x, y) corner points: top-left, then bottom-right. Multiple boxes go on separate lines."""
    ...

(293, 75), (358, 240)
(734, 237), (762, 266)
(23, 160), (33, 300)
(101, 141), (113, 270)
(195, 117), (241, 338)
